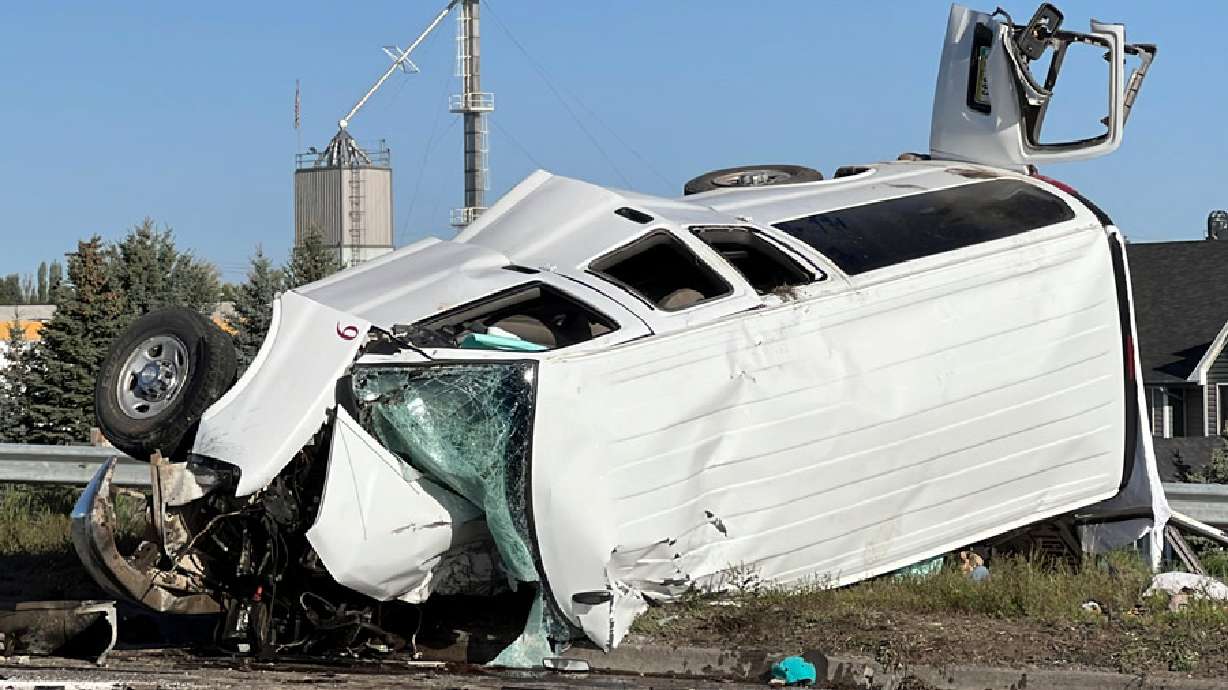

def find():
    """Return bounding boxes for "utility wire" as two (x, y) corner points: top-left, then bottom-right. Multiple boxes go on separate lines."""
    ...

(399, 56), (462, 244)
(401, 116), (460, 243)
(482, 0), (633, 188)
(491, 116), (546, 170)
(565, 90), (673, 190)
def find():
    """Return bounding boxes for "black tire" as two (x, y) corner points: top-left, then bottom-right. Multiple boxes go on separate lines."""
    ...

(95, 307), (237, 461)
(683, 164), (824, 195)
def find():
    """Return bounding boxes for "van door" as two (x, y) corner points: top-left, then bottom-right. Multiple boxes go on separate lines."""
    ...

(929, 4), (1155, 170)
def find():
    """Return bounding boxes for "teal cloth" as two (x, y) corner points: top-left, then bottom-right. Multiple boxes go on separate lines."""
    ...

(460, 332), (548, 352)
(891, 555), (944, 581)
(771, 656), (816, 685)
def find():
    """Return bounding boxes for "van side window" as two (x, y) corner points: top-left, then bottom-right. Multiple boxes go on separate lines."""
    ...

(691, 226), (815, 295)
(404, 282), (617, 350)
(591, 231), (731, 311)
(772, 179), (1075, 275)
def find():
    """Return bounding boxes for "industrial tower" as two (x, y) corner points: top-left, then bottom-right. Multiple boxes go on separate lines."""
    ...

(450, 0), (493, 229)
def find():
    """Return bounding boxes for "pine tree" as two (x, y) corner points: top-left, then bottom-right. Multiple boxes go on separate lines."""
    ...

(0, 316), (32, 442)
(112, 218), (179, 319)
(232, 247), (283, 369)
(284, 230), (340, 289)
(24, 237), (126, 444)
(0, 275), (20, 304)
(48, 261), (63, 304)
(110, 219), (221, 319)
(170, 254), (222, 314)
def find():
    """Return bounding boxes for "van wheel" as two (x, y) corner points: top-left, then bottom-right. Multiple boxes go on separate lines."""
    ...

(95, 307), (237, 461)
(683, 164), (824, 195)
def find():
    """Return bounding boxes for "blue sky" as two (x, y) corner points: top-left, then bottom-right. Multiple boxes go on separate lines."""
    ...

(1, 2), (1223, 282)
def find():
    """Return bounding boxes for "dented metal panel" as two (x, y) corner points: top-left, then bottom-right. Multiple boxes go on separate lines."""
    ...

(306, 408), (496, 603)
(192, 291), (371, 495)
(530, 218), (1128, 648)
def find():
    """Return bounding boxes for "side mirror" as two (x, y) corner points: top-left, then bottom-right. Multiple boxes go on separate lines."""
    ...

(929, 4), (1156, 169)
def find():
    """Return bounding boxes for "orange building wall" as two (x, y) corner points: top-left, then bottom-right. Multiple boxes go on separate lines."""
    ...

(0, 320), (45, 341)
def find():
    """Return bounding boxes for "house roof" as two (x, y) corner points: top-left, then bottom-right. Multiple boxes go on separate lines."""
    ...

(1128, 240), (1228, 383)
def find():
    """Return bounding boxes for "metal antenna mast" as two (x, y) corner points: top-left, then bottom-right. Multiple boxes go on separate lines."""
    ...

(450, 0), (494, 229)
(338, 0), (458, 130)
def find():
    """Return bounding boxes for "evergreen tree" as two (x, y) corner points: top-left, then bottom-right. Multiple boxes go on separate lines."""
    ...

(48, 261), (63, 304)
(111, 218), (179, 318)
(232, 247), (283, 369)
(0, 274), (21, 304)
(24, 238), (126, 444)
(36, 262), (48, 303)
(170, 254), (222, 314)
(110, 218), (221, 318)
(0, 316), (32, 442)
(284, 230), (340, 289)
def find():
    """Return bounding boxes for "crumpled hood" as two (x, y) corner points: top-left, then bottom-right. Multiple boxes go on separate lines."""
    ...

(192, 291), (374, 495)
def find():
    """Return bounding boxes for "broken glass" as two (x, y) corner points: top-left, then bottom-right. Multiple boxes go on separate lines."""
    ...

(351, 361), (540, 584)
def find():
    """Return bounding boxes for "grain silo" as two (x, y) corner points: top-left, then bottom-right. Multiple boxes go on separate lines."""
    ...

(294, 128), (393, 267)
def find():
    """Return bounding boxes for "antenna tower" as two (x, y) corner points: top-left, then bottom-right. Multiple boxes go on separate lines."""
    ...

(450, 0), (494, 229)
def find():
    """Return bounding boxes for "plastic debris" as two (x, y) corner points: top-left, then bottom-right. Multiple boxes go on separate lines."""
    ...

(543, 656), (591, 673)
(770, 655), (817, 686)
(1145, 572), (1228, 601)
(1080, 601), (1103, 614)
(891, 555), (944, 580)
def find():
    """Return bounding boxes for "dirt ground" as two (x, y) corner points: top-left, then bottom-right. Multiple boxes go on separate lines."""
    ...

(3, 549), (1224, 681)
(0, 649), (770, 690)
(631, 601), (1225, 679)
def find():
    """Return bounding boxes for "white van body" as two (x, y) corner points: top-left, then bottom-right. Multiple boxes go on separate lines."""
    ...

(184, 161), (1155, 649)
(75, 2), (1164, 658)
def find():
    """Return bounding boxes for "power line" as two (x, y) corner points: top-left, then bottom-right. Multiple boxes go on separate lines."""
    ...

(398, 55), (462, 244)
(400, 116), (460, 244)
(565, 90), (673, 190)
(491, 116), (545, 170)
(481, 0), (633, 188)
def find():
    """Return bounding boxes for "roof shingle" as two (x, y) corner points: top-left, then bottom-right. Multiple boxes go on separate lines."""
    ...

(1128, 240), (1228, 383)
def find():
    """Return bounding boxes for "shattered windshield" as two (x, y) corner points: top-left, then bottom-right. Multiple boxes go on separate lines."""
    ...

(351, 361), (540, 584)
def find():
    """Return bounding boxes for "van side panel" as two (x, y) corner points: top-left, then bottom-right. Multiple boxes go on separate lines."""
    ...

(531, 222), (1126, 649)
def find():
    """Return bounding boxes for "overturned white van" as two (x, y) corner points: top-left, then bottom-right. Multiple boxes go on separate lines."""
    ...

(76, 3), (1167, 660)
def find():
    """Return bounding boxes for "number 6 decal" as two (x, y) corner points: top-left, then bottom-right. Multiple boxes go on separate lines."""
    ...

(336, 323), (359, 341)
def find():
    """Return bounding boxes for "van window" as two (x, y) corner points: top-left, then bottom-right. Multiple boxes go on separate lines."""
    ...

(405, 282), (617, 350)
(591, 231), (731, 311)
(691, 226), (815, 295)
(772, 179), (1075, 275)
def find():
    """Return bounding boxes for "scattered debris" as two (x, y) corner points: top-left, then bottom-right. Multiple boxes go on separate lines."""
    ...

(1145, 572), (1228, 602)
(542, 656), (591, 673)
(0, 601), (117, 665)
(1081, 601), (1103, 615)
(891, 556), (944, 581)
(769, 655), (817, 686)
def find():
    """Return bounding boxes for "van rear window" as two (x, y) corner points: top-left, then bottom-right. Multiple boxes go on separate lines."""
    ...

(772, 180), (1075, 275)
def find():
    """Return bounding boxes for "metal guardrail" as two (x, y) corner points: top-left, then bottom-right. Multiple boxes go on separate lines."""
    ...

(0, 443), (149, 488)
(1163, 482), (1228, 528)
(0, 443), (1224, 512)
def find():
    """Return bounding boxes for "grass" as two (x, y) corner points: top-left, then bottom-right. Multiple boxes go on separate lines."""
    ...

(633, 552), (1228, 677)
(0, 483), (147, 602)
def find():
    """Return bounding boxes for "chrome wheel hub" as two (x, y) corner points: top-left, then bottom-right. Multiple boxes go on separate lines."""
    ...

(711, 169), (792, 188)
(116, 335), (189, 419)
